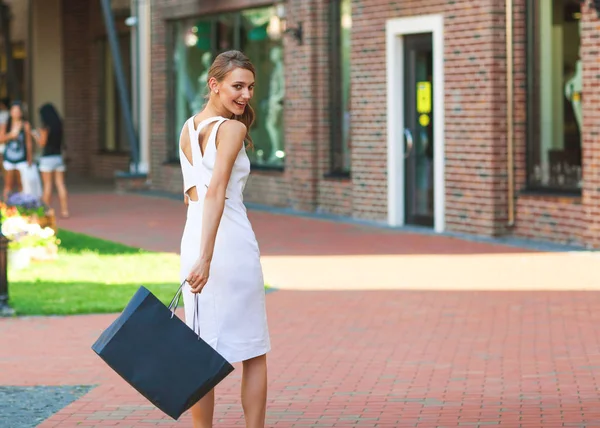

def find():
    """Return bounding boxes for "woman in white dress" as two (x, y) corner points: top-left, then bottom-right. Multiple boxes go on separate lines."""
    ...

(179, 50), (271, 428)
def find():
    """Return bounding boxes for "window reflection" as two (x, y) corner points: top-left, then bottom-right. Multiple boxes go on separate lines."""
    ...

(329, 0), (352, 174)
(528, 0), (582, 190)
(240, 8), (285, 166)
(170, 7), (284, 168)
(340, 0), (352, 173)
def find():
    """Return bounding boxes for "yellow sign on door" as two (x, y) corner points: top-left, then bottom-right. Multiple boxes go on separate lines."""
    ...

(416, 81), (432, 114)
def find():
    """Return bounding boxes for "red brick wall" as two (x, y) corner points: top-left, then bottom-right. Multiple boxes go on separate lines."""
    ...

(92, 154), (131, 179)
(61, 0), (131, 180)
(510, 1), (600, 247)
(581, 4), (600, 249)
(149, 0), (186, 199)
(149, 0), (518, 231)
(515, 196), (583, 246)
(149, 0), (600, 247)
(62, 0), (92, 176)
(349, 1), (512, 233)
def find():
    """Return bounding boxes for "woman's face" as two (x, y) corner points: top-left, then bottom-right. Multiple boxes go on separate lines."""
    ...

(10, 105), (22, 120)
(215, 67), (255, 116)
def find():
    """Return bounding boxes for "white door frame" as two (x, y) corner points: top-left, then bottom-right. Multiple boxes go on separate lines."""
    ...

(386, 15), (445, 233)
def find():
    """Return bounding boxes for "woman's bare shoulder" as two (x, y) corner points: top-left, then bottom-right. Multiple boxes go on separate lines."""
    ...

(216, 120), (246, 149)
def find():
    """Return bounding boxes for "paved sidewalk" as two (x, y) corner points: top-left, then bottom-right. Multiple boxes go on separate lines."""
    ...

(1, 189), (600, 427)
(58, 191), (600, 292)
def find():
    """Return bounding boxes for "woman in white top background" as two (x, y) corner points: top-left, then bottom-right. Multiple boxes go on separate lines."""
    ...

(178, 50), (271, 428)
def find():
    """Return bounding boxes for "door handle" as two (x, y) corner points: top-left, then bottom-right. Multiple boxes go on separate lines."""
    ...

(421, 129), (429, 156)
(404, 128), (414, 159)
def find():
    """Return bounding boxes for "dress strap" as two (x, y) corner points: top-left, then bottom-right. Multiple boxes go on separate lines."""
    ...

(179, 118), (196, 195)
(188, 116), (226, 161)
(186, 118), (201, 164)
(207, 118), (229, 152)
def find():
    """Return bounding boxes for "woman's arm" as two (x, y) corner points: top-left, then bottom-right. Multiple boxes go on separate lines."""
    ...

(186, 120), (246, 293)
(199, 120), (245, 261)
(24, 122), (33, 165)
(35, 127), (49, 147)
(0, 123), (16, 143)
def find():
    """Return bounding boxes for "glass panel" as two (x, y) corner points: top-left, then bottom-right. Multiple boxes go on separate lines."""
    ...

(240, 7), (284, 167)
(101, 35), (131, 153)
(404, 34), (434, 227)
(340, 0), (352, 173)
(117, 34), (132, 152)
(172, 18), (222, 153)
(170, 8), (283, 167)
(216, 14), (236, 53)
(104, 41), (116, 152)
(413, 51), (434, 219)
(529, 0), (582, 190)
(329, 0), (352, 174)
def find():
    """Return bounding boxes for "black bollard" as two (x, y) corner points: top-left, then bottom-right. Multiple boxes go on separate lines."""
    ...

(0, 223), (14, 316)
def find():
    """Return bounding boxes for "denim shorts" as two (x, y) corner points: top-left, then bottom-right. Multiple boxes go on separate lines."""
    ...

(3, 160), (26, 171)
(39, 155), (65, 173)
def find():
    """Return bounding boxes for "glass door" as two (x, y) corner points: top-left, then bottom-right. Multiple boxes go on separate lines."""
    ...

(404, 33), (434, 227)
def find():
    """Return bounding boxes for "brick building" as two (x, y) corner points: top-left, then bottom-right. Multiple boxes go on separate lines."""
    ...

(18, 0), (599, 248)
(144, 0), (600, 248)
(2, 0), (150, 179)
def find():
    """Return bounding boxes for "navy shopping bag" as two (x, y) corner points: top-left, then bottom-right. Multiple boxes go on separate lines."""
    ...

(91, 281), (234, 420)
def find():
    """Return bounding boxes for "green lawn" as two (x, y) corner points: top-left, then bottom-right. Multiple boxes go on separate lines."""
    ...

(7, 229), (181, 316)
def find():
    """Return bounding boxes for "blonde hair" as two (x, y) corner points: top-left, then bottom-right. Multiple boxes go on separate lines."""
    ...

(207, 50), (256, 147)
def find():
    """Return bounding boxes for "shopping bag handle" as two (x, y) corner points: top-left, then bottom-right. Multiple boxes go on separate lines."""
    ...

(168, 280), (201, 340)
(193, 294), (200, 340)
(168, 280), (186, 314)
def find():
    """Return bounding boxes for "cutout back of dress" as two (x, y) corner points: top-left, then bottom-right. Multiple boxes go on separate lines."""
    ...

(179, 116), (251, 203)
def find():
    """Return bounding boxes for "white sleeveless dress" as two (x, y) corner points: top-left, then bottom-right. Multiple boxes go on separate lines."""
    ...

(179, 115), (271, 364)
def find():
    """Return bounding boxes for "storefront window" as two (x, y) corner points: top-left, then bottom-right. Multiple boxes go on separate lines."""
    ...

(99, 35), (132, 153)
(328, 0), (352, 174)
(527, 0), (582, 191)
(170, 7), (284, 168)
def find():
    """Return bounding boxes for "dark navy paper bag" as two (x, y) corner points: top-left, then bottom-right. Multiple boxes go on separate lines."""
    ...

(91, 282), (234, 420)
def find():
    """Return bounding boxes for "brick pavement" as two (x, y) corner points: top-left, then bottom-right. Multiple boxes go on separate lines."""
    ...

(57, 191), (600, 292)
(1, 190), (600, 427)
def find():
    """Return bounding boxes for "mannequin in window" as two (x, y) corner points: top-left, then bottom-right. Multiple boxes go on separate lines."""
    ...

(565, 57), (582, 131)
(565, 19), (582, 132)
(191, 51), (213, 113)
(265, 46), (284, 163)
